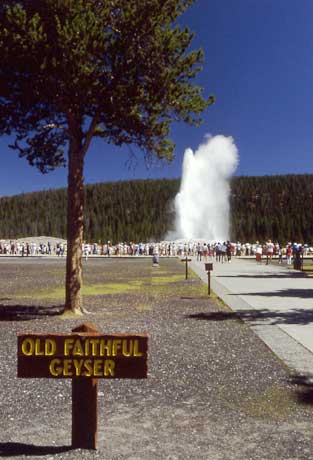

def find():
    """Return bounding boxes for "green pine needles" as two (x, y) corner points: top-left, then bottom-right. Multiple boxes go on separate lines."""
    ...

(0, 0), (212, 169)
(0, 0), (212, 312)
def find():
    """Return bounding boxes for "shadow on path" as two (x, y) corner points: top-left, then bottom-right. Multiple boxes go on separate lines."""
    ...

(289, 374), (313, 405)
(230, 289), (313, 299)
(0, 304), (63, 321)
(0, 442), (72, 457)
(215, 273), (306, 279)
(186, 308), (313, 325)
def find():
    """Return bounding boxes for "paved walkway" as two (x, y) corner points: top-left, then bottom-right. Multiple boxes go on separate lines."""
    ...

(191, 257), (313, 377)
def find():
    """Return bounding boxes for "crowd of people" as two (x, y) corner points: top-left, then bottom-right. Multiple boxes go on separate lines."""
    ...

(0, 240), (64, 257)
(0, 239), (312, 263)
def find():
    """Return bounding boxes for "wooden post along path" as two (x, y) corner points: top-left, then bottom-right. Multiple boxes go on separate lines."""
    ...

(205, 263), (213, 296)
(72, 322), (99, 449)
(17, 322), (148, 450)
(181, 257), (192, 280)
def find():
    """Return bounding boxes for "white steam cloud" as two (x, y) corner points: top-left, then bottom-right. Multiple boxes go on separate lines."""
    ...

(173, 135), (239, 242)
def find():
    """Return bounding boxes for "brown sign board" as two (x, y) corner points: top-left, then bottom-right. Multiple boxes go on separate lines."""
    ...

(205, 263), (213, 271)
(17, 333), (148, 379)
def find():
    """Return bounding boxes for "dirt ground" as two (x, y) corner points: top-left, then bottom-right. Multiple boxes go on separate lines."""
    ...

(0, 257), (313, 459)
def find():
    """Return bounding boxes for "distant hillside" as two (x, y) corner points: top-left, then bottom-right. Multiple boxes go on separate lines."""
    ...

(0, 179), (178, 242)
(231, 174), (313, 243)
(0, 174), (313, 243)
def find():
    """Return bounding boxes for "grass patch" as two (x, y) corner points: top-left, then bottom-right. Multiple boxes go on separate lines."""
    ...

(83, 282), (142, 296)
(135, 304), (153, 311)
(150, 274), (185, 284)
(302, 264), (313, 272)
(8, 260), (208, 304)
(15, 280), (145, 300)
(145, 276), (206, 297)
(209, 290), (233, 310)
(239, 385), (298, 420)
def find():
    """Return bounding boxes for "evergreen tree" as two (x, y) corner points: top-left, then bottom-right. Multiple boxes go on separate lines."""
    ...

(1, 174), (313, 245)
(0, 1), (212, 314)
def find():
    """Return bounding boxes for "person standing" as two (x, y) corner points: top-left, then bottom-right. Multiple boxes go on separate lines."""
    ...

(286, 245), (292, 265)
(255, 242), (262, 264)
(266, 239), (274, 264)
(278, 246), (283, 264)
(221, 242), (227, 263)
(83, 243), (89, 261)
(196, 242), (203, 261)
(215, 242), (222, 262)
(203, 243), (208, 261)
(226, 241), (232, 263)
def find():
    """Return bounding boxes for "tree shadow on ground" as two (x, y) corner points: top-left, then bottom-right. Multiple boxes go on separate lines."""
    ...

(289, 374), (313, 405)
(0, 442), (72, 457)
(186, 308), (313, 325)
(180, 296), (208, 300)
(0, 304), (63, 321)
(215, 273), (306, 279)
(229, 289), (313, 299)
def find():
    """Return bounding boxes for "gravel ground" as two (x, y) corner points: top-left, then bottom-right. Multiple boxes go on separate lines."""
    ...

(0, 257), (313, 459)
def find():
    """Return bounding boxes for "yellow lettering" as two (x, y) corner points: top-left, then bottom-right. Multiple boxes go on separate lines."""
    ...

(72, 339), (84, 356)
(104, 360), (115, 377)
(21, 338), (35, 356)
(100, 339), (112, 356)
(133, 340), (143, 357)
(45, 339), (56, 356)
(34, 338), (45, 356)
(122, 339), (133, 357)
(93, 359), (103, 377)
(48, 358), (117, 378)
(49, 358), (62, 377)
(73, 359), (84, 376)
(64, 338), (74, 356)
(84, 339), (90, 355)
(89, 338), (100, 356)
(83, 359), (93, 377)
(63, 359), (73, 377)
(112, 339), (122, 356)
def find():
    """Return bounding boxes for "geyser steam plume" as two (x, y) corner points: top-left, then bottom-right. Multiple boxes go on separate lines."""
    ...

(174, 135), (238, 242)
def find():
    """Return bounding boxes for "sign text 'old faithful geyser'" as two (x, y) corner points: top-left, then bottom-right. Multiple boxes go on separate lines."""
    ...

(17, 333), (148, 378)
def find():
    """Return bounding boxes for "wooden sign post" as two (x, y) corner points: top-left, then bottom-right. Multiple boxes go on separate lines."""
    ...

(205, 263), (213, 296)
(71, 323), (98, 450)
(17, 322), (148, 450)
(181, 257), (192, 280)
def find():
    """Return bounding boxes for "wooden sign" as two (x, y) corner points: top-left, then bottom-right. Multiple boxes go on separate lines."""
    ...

(17, 332), (148, 379)
(17, 323), (149, 450)
(205, 263), (213, 271)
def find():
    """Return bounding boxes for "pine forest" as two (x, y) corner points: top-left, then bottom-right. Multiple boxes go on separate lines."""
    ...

(0, 174), (312, 244)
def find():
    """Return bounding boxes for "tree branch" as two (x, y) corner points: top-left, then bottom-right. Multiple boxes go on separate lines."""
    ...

(81, 114), (100, 157)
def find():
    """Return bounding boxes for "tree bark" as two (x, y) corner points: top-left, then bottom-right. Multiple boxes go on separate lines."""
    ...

(64, 119), (85, 314)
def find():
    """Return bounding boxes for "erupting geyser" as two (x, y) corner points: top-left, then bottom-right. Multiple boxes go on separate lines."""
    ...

(174, 135), (239, 241)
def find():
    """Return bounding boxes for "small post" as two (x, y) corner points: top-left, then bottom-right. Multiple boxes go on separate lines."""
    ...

(181, 257), (191, 280)
(72, 322), (99, 450)
(204, 263), (213, 297)
(208, 271), (211, 296)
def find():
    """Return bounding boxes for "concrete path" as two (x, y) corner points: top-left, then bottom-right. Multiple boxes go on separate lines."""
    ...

(191, 256), (313, 377)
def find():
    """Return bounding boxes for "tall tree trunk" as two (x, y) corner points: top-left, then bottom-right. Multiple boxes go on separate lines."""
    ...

(64, 127), (85, 314)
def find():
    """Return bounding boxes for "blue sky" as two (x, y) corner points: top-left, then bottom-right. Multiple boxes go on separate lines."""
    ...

(1, 0), (313, 196)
